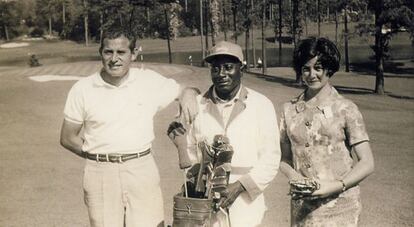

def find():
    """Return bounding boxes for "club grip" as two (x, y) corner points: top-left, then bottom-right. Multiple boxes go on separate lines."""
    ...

(177, 147), (192, 169)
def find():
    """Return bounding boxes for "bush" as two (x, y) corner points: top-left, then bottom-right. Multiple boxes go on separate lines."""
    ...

(30, 27), (44, 37)
(178, 25), (193, 37)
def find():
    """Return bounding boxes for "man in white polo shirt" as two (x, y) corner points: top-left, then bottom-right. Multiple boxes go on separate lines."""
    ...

(60, 27), (199, 227)
(168, 41), (281, 226)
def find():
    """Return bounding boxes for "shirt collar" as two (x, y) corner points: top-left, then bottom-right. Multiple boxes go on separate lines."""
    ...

(202, 85), (248, 105)
(201, 85), (249, 129)
(212, 85), (242, 104)
(291, 85), (339, 113)
(93, 68), (137, 88)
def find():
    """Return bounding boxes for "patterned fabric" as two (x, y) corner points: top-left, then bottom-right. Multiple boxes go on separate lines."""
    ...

(280, 85), (369, 227)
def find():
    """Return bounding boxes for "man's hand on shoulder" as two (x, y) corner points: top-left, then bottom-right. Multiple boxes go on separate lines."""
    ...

(178, 87), (200, 124)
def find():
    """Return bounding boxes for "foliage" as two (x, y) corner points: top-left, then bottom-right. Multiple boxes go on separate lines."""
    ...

(0, 1), (23, 39)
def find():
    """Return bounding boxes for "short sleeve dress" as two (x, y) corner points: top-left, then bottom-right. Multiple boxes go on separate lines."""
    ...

(280, 86), (369, 227)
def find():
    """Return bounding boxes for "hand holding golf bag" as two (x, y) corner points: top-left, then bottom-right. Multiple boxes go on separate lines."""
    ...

(170, 134), (234, 227)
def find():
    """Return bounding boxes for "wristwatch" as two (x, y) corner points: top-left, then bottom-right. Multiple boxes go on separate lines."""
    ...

(339, 179), (347, 192)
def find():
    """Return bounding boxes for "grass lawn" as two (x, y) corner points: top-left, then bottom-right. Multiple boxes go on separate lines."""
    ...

(0, 22), (412, 67)
(0, 61), (412, 226)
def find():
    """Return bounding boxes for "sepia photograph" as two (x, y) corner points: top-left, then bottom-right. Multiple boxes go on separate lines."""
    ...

(0, 0), (413, 226)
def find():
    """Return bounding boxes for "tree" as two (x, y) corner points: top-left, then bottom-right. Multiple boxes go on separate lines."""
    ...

(200, 0), (205, 63)
(209, 0), (220, 46)
(317, 0), (321, 36)
(244, 0), (251, 69)
(261, 0), (267, 74)
(83, 0), (89, 46)
(168, 2), (183, 40)
(35, 0), (61, 37)
(368, 0), (414, 94)
(0, 1), (19, 40)
(343, 1), (349, 72)
(231, 0), (239, 43)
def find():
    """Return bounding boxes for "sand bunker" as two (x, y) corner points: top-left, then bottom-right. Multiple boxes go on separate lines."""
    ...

(29, 75), (83, 82)
(0, 42), (29, 48)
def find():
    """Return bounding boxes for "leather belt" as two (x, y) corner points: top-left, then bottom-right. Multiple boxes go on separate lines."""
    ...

(85, 148), (151, 163)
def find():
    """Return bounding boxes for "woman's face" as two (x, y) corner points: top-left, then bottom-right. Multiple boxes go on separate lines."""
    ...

(301, 56), (330, 91)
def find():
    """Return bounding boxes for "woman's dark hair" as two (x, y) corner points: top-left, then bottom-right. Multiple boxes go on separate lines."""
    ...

(99, 26), (137, 53)
(293, 37), (341, 77)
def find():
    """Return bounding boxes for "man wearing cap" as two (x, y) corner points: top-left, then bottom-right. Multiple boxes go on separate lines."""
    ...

(169, 41), (281, 226)
(59, 27), (199, 227)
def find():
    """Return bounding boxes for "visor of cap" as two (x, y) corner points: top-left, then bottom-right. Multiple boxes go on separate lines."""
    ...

(204, 42), (243, 63)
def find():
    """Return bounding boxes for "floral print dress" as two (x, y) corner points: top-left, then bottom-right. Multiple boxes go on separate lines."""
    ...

(280, 86), (370, 227)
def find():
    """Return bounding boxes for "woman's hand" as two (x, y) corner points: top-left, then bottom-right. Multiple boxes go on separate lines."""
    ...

(289, 171), (307, 182)
(310, 179), (342, 199)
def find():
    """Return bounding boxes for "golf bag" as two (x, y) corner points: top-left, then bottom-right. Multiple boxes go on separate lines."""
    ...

(172, 193), (213, 227)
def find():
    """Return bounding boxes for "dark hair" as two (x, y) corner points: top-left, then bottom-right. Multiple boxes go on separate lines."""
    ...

(293, 37), (340, 77)
(99, 26), (137, 53)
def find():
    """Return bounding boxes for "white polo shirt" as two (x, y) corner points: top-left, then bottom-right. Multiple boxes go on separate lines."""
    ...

(64, 67), (180, 154)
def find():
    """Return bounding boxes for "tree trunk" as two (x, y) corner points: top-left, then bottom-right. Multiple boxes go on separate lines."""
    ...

(4, 25), (9, 41)
(278, 0), (282, 66)
(62, 2), (66, 39)
(374, 0), (385, 94)
(251, 0), (256, 68)
(129, 5), (135, 34)
(335, 10), (338, 44)
(100, 11), (104, 45)
(146, 6), (150, 32)
(49, 16), (52, 36)
(344, 4), (349, 72)
(317, 0), (321, 37)
(292, 0), (298, 46)
(83, 0), (89, 46)
(304, 0), (308, 36)
(209, 0), (216, 46)
(262, 0), (267, 74)
(164, 5), (172, 64)
(326, 0), (329, 21)
(223, 0), (228, 41)
(232, 1), (237, 43)
(200, 0), (205, 65)
(245, 0), (250, 70)
(204, 0), (209, 51)
(252, 29), (256, 68)
(293, 0), (301, 83)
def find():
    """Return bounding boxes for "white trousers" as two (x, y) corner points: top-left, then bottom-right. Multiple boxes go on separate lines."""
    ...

(83, 154), (164, 227)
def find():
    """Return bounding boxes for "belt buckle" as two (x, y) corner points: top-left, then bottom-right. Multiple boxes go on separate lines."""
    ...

(108, 153), (123, 163)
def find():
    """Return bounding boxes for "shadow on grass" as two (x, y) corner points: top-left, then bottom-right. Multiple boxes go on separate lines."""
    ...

(350, 61), (414, 78)
(247, 71), (414, 100)
(265, 36), (294, 44)
(247, 71), (303, 89)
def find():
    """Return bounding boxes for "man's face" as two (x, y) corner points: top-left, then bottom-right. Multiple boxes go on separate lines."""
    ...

(210, 56), (242, 97)
(100, 35), (137, 78)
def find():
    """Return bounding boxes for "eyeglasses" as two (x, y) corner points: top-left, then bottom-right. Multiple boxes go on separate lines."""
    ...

(210, 63), (237, 74)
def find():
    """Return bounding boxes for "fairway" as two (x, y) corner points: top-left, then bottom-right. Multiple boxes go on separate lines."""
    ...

(0, 62), (413, 226)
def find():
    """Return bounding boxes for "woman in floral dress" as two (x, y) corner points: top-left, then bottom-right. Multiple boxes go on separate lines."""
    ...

(279, 37), (375, 227)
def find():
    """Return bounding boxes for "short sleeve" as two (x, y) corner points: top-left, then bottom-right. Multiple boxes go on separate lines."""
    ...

(344, 101), (369, 146)
(63, 83), (85, 124)
(279, 104), (290, 144)
(151, 71), (180, 110)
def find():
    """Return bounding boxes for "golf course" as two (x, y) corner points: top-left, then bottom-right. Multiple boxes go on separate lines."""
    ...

(0, 33), (413, 226)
